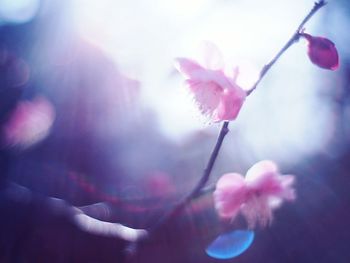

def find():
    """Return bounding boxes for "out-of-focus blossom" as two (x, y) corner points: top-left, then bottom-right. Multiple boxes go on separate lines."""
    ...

(214, 160), (295, 229)
(301, 33), (339, 70)
(2, 96), (55, 149)
(175, 43), (246, 122)
(144, 171), (175, 198)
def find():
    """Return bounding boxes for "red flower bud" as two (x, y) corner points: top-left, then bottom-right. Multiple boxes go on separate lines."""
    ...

(301, 33), (339, 70)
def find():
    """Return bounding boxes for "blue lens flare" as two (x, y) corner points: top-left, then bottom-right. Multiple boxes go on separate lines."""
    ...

(206, 229), (255, 259)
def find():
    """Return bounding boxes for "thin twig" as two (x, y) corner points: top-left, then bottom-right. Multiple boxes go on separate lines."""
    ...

(154, 0), (328, 224)
(191, 0), (328, 201)
(147, 121), (230, 233)
(125, 122), (230, 258)
(247, 0), (327, 95)
(129, 0), (328, 254)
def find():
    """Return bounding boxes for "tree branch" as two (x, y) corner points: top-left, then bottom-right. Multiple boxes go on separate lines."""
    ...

(128, 0), (328, 255)
(247, 0), (327, 95)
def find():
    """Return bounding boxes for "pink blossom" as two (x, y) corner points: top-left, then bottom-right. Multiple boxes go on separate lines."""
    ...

(214, 160), (295, 229)
(301, 33), (339, 70)
(175, 44), (246, 122)
(3, 96), (55, 149)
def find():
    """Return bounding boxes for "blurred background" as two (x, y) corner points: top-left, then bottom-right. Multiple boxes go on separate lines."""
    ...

(0, 0), (350, 262)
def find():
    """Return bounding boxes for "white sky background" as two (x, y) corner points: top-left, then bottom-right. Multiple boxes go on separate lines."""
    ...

(69, 0), (336, 165)
(0, 0), (337, 165)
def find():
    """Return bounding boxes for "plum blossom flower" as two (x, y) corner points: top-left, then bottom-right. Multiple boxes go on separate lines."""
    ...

(301, 33), (339, 70)
(214, 160), (295, 229)
(2, 96), (55, 149)
(175, 43), (246, 122)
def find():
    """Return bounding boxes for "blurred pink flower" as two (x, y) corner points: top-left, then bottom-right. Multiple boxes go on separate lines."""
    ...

(214, 160), (295, 229)
(144, 171), (176, 198)
(175, 43), (246, 122)
(301, 33), (339, 70)
(3, 96), (55, 149)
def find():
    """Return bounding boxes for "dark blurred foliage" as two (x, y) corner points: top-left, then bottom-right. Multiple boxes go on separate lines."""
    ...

(0, 1), (350, 263)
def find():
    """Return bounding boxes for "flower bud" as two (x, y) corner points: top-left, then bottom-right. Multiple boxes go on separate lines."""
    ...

(301, 33), (339, 70)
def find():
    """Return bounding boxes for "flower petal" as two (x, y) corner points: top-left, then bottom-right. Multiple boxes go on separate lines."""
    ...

(198, 41), (225, 70)
(215, 88), (246, 121)
(245, 160), (279, 190)
(214, 161), (296, 229)
(214, 173), (247, 219)
(245, 160), (296, 202)
(175, 44), (246, 122)
(175, 57), (203, 78)
(241, 196), (272, 228)
(185, 79), (223, 120)
(278, 174), (296, 200)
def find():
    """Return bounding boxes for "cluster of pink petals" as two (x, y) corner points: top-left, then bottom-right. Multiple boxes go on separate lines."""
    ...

(175, 46), (246, 122)
(214, 160), (295, 229)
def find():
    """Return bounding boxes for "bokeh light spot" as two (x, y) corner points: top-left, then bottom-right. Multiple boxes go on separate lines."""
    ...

(0, 0), (40, 24)
(3, 96), (55, 149)
(206, 229), (254, 259)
